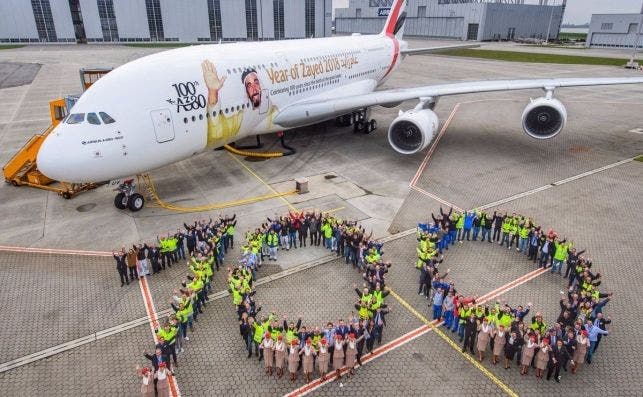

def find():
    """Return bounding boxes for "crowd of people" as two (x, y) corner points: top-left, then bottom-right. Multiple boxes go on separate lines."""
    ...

(130, 215), (236, 396)
(417, 207), (613, 383)
(124, 204), (613, 394)
(230, 211), (393, 383)
(112, 216), (237, 286)
(127, 210), (395, 395)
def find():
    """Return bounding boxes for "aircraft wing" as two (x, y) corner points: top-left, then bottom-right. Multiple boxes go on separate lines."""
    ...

(400, 43), (480, 56)
(273, 77), (643, 128)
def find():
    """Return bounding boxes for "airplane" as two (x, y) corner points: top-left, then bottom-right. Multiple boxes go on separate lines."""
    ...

(37, 0), (643, 211)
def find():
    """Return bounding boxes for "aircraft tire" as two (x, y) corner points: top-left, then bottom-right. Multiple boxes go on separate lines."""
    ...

(368, 119), (377, 133)
(354, 121), (365, 133)
(127, 193), (145, 212)
(114, 193), (128, 209)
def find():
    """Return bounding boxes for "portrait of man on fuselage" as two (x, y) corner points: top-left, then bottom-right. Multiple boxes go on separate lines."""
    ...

(202, 60), (276, 147)
(242, 69), (262, 109)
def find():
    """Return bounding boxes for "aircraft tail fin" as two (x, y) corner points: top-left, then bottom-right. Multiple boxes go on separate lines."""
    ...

(381, 0), (407, 40)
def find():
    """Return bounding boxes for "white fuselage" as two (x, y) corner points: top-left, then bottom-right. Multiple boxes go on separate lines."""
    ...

(37, 34), (403, 182)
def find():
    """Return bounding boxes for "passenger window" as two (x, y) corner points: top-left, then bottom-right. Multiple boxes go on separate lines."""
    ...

(66, 113), (85, 124)
(99, 112), (116, 124)
(87, 112), (101, 125)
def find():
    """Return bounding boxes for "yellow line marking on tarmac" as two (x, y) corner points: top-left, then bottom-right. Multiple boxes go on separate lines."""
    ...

(227, 152), (298, 212)
(388, 289), (520, 397)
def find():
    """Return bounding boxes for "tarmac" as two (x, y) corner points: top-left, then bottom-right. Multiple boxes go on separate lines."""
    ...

(0, 40), (642, 396)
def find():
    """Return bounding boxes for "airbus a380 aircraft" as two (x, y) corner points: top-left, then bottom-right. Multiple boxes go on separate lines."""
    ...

(37, 0), (643, 211)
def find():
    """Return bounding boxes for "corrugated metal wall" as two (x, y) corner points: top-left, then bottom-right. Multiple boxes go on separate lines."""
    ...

(588, 14), (643, 48)
(335, 0), (563, 41)
(0, 0), (332, 43)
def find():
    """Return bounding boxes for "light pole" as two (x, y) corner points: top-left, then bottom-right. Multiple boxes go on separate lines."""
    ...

(545, 0), (555, 44)
(629, 2), (643, 66)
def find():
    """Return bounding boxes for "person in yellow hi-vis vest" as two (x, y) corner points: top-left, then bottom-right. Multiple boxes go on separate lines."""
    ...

(201, 60), (277, 147)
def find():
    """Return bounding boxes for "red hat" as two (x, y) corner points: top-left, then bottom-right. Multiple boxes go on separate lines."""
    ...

(264, 332), (271, 339)
(291, 339), (298, 346)
(141, 367), (150, 375)
(277, 335), (283, 341)
(159, 362), (167, 368)
(581, 330), (588, 336)
(543, 338), (550, 344)
(306, 338), (312, 345)
(335, 334), (343, 340)
(348, 332), (355, 339)
(320, 338), (327, 345)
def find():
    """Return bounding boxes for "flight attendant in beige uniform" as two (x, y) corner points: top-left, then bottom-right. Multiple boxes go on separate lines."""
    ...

(137, 366), (154, 397)
(476, 318), (492, 362)
(300, 338), (317, 383)
(521, 335), (538, 375)
(535, 338), (551, 379)
(287, 339), (300, 383)
(333, 334), (345, 380)
(345, 332), (364, 377)
(572, 330), (590, 374)
(155, 362), (171, 397)
(492, 324), (507, 365)
(274, 335), (286, 379)
(317, 337), (330, 380)
(261, 332), (274, 376)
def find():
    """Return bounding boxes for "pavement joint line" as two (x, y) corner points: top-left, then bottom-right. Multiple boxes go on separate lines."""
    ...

(138, 276), (181, 397)
(410, 103), (461, 187)
(411, 185), (463, 212)
(285, 267), (548, 397)
(476, 157), (635, 211)
(0, 245), (112, 256)
(227, 151), (298, 212)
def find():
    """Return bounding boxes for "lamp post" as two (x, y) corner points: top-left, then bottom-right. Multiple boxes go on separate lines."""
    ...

(545, 0), (555, 44)
(629, 2), (643, 66)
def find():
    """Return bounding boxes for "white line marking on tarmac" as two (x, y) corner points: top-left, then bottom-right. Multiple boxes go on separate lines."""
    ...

(477, 157), (635, 210)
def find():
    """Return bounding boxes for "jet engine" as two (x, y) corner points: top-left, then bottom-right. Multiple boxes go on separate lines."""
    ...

(387, 109), (439, 154)
(521, 97), (567, 139)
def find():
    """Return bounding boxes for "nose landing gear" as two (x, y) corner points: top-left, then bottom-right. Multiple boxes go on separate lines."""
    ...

(113, 179), (145, 211)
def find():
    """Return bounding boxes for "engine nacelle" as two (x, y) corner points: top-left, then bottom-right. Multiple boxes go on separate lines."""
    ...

(521, 97), (567, 139)
(387, 109), (439, 154)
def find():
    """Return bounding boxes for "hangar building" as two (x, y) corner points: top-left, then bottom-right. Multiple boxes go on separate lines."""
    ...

(586, 12), (643, 49)
(0, 0), (332, 44)
(335, 0), (565, 42)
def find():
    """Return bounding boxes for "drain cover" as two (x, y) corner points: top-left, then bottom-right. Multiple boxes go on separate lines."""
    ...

(76, 203), (96, 212)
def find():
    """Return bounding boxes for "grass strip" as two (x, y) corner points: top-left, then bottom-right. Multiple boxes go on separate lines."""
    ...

(438, 48), (628, 66)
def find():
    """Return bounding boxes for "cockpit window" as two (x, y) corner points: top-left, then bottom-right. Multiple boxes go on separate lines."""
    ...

(66, 113), (85, 124)
(87, 112), (101, 125)
(99, 112), (115, 124)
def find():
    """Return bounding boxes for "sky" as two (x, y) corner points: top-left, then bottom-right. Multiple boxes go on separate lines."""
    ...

(332, 0), (643, 25)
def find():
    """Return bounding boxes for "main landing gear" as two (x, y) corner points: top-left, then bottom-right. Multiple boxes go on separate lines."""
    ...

(113, 178), (145, 212)
(335, 108), (377, 134)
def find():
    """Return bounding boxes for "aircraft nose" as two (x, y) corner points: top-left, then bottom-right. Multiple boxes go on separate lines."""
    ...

(37, 128), (68, 182)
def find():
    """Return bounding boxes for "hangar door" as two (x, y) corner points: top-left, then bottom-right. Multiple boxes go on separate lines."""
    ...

(150, 109), (175, 143)
(467, 24), (479, 40)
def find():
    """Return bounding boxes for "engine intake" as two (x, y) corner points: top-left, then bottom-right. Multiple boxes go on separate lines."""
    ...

(387, 109), (439, 155)
(521, 97), (567, 139)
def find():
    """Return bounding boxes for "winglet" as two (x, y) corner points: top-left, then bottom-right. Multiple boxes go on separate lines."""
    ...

(381, 0), (407, 40)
